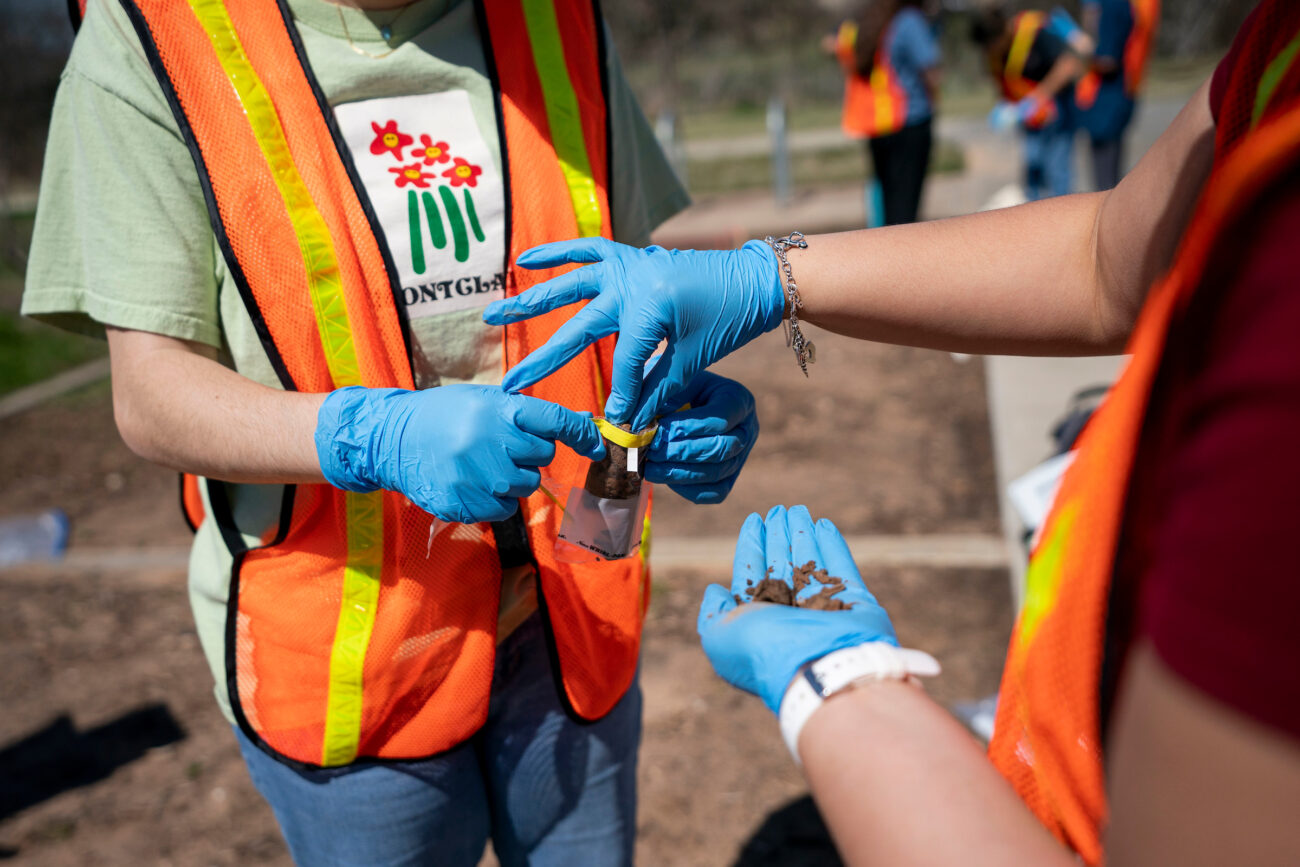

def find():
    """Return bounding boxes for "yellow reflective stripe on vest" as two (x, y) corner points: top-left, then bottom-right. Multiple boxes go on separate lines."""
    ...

(1005, 13), (1041, 92)
(1254, 27), (1300, 128)
(520, 0), (603, 238)
(870, 64), (898, 134)
(322, 490), (385, 766)
(185, 0), (381, 767)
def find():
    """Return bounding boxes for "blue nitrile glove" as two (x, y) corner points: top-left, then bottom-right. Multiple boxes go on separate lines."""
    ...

(696, 505), (899, 713)
(988, 100), (1020, 131)
(482, 238), (785, 432)
(315, 385), (605, 524)
(646, 371), (758, 505)
(1047, 6), (1082, 42)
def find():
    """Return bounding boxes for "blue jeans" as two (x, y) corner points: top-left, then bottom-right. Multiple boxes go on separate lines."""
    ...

(235, 613), (642, 866)
(1022, 122), (1075, 201)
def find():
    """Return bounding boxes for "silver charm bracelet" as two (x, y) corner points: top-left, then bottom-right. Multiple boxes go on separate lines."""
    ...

(763, 232), (815, 375)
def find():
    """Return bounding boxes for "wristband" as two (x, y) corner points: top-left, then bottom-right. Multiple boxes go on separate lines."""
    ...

(777, 642), (941, 765)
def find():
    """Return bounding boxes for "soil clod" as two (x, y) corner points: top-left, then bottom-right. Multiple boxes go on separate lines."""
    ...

(584, 421), (647, 499)
(737, 560), (851, 611)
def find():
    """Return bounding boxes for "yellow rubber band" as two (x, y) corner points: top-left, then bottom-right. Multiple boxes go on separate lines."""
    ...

(594, 418), (657, 449)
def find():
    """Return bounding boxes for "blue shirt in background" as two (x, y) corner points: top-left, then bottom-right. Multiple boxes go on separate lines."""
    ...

(885, 7), (941, 127)
(1080, 0), (1137, 140)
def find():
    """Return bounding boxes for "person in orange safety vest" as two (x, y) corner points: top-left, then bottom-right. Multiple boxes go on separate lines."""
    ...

(19, 0), (759, 864)
(825, 0), (942, 225)
(488, 1), (1300, 863)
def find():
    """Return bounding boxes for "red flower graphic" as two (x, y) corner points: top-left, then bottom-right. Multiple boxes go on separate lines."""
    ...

(370, 120), (412, 159)
(442, 157), (483, 188)
(418, 134), (451, 165)
(389, 163), (432, 188)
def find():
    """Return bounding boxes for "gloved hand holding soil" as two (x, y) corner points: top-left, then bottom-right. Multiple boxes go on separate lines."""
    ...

(696, 505), (901, 712)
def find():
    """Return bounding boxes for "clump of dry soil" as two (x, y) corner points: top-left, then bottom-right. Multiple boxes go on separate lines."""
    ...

(737, 561), (851, 611)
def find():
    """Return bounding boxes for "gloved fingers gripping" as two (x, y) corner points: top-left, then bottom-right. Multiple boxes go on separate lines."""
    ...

(651, 414), (756, 465)
(502, 429), (558, 468)
(631, 340), (715, 432)
(500, 298), (621, 393)
(604, 309), (671, 426)
(514, 236), (626, 269)
(481, 263), (604, 326)
(697, 583), (737, 635)
(814, 517), (879, 609)
(643, 451), (747, 485)
(787, 506), (827, 603)
(433, 491), (518, 525)
(667, 478), (737, 505)
(763, 505), (793, 585)
(490, 467), (542, 500)
(509, 395), (604, 460)
(650, 380), (756, 454)
(731, 512), (766, 599)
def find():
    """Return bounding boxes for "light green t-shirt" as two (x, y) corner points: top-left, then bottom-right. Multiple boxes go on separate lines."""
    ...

(22, 0), (687, 722)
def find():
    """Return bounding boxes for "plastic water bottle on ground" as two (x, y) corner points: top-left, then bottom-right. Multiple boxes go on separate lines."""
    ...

(0, 509), (70, 568)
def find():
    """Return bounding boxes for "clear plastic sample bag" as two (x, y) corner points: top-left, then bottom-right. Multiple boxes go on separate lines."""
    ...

(554, 419), (656, 562)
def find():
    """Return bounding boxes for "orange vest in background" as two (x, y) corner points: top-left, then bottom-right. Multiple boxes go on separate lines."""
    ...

(1077, 0), (1160, 110)
(837, 18), (909, 139)
(998, 12), (1056, 129)
(116, 0), (648, 769)
(988, 12), (1300, 863)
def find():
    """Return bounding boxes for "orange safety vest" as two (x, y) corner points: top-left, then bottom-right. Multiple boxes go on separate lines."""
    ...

(836, 19), (909, 139)
(997, 12), (1056, 129)
(1076, 0), (1160, 110)
(987, 13), (1300, 863)
(113, 0), (649, 769)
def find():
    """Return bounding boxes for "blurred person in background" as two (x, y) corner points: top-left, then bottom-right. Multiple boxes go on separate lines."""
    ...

(17, 0), (760, 864)
(483, 0), (1300, 861)
(973, 5), (1088, 200)
(825, 0), (942, 225)
(1078, 0), (1161, 190)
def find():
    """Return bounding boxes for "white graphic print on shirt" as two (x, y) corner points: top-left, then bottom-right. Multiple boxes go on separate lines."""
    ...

(334, 90), (506, 319)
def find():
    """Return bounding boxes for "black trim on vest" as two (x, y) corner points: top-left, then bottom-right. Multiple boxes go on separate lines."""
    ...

(178, 474), (199, 534)
(118, 0), (297, 393)
(273, 0), (415, 374)
(210, 480), (337, 775)
(215, 484), (491, 773)
(592, 0), (614, 238)
(67, 0), (83, 32)
(472, 0), (627, 727)
(472, 0), (514, 303)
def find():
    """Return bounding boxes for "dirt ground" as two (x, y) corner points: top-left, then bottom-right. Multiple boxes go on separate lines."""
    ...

(0, 328), (1012, 866)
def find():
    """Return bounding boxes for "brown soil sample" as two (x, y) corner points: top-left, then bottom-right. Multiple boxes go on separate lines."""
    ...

(584, 421), (647, 499)
(738, 560), (851, 611)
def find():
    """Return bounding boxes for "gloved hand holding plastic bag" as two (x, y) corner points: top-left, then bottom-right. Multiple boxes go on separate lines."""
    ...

(646, 371), (758, 505)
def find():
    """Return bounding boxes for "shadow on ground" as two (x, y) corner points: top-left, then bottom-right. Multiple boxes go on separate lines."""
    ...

(0, 705), (184, 823)
(733, 795), (840, 867)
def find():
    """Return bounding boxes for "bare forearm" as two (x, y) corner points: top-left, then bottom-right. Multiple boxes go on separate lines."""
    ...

(107, 328), (326, 484)
(786, 80), (1215, 356)
(799, 680), (1073, 866)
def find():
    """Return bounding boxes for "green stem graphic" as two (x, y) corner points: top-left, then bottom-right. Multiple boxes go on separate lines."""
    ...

(421, 191), (447, 249)
(408, 189), (425, 274)
(463, 189), (485, 243)
(439, 185), (470, 263)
